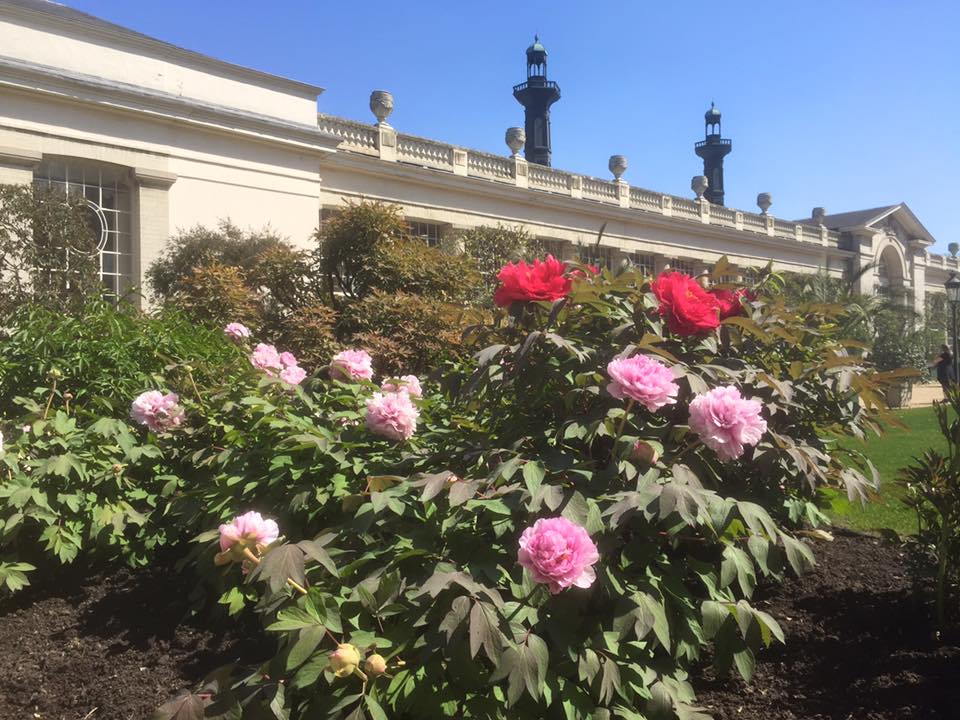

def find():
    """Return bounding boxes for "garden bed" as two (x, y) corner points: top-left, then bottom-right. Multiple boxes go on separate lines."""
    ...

(696, 529), (960, 719)
(1, 531), (956, 719)
(0, 561), (264, 720)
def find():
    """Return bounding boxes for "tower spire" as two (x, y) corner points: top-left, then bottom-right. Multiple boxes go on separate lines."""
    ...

(512, 36), (561, 166)
(694, 103), (732, 205)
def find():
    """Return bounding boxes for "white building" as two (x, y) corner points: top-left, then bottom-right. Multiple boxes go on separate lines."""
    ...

(0, 0), (953, 313)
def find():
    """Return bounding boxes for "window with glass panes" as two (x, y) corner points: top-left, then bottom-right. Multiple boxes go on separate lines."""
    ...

(630, 252), (655, 276)
(582, 244), (616, 270)
(408, 221), (444, 247)
(668, 258), (695, 276)
(34, 158), (133, 298)
(540, 239), (566, 260)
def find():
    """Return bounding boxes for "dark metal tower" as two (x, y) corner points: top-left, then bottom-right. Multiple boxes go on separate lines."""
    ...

(694, 103), (733, 205)
(512, 35), (561, 166)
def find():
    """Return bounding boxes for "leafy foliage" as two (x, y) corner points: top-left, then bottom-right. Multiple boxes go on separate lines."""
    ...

(459, 224), (543, 305)
(0, 183), (102, 314)
(150, 261), (894, 719)
(902, 387), (960, 629)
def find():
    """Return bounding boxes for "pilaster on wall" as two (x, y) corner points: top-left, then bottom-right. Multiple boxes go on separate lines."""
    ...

(851, 230), (876, 297)
(0, 146), (41, 185)
(911, 242), (927, 320)
(132, 167), (177, 306)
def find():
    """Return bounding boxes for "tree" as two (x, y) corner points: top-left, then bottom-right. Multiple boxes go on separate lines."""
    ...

(0, 183), (102, 315)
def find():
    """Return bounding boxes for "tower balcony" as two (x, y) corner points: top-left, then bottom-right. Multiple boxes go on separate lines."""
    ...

(694, 137), (732, 150)
(512, 78), (561, 94)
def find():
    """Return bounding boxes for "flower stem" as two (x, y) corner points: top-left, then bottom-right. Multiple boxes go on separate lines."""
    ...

(42, 378), (58, 420)
(611, 398), (635, 462)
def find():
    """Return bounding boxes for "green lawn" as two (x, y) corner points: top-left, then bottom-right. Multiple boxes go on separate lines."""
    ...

(823, 406), (949, 536)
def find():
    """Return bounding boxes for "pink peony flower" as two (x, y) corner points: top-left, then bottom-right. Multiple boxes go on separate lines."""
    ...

(280, 364), (307, 386)
(250, 343), (282, 376)
(606, 355), (679, 412)
(215, 510), (280, 565)
(130, 390), (184, 433)
(330, 349), (374, 382)
(688, 385), (767, 462)
(224, 322), (251, 341)
(365, 391), (419, 441)
(518, 517), (599, 594)
(279, 351), (298, 368)
(381, 375), (422, 398)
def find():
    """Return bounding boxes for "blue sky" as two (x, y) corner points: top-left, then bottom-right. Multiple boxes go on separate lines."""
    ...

(65, 0), (959, 252)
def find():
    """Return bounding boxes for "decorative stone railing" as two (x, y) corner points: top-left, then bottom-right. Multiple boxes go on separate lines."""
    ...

(317, 112), (841, 248)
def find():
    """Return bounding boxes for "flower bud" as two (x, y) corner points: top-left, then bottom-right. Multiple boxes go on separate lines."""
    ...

(329, 643), (361, 678)
(631, 439), (660, 465)
(48, 368), (63, 379)
(445, 473), (461, 486)
(364, 653), (387, 677)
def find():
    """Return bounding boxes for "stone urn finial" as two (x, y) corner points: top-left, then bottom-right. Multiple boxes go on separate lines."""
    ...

(757, 192), (773, 215)
(691, 175), (709, 200)
(812, 207), (826, 225)
(950, 242), (959, 258)
(369, 90), (394, 125)
(505, 127), (526, 157)
(608, 155), (628, 180)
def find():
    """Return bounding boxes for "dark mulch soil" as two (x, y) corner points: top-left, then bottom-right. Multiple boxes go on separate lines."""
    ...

(0, 562), (264, 720)
(2, 530), (958, 719)
(695, 528), (960, 719)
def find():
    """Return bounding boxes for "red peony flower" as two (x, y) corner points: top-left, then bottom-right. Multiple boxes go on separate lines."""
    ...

(650, 271), (721, 336)
(493, 255), (573, 307)
(711, 287), (752, 320)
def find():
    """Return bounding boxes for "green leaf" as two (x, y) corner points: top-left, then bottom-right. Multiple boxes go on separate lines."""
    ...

(286, 625), (325, 670)
(448, 480), (479, 507)
(701, 600), (728, 641)
(248, 544), (306, 594)
(721, 545), (756, 597)
(780, 533), (816, 576)
(297, 539), (338, 577)
(599, 655), (621, 705)
(733, 647), (756, 681)
(365, 696), (388, 720)
(267, 607), (319, 632)
(151, 692), (206, 720)
(469, 600), (502, 663)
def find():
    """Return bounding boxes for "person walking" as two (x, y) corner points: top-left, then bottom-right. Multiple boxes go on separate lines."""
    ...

(932, 345), (953, 396)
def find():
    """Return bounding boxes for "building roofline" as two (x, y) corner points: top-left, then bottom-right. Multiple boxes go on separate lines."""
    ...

(0, 55), (339, 153)
(1, 0), (325, 98)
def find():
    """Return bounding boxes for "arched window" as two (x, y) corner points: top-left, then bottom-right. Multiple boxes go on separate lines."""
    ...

(34, 157), (133, 298)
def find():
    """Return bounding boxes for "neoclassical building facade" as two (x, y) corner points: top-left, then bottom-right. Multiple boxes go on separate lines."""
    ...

(0, 0), (953, 314)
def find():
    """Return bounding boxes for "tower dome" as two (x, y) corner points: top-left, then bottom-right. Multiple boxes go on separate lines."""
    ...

(705, 102), (722, 122)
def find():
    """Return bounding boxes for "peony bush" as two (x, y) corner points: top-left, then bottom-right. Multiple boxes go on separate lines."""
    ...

(146, 257), (896, 720)
(0, 251), (902, 718)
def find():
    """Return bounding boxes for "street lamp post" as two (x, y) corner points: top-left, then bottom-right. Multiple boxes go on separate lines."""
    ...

(945, 272), (960, 383)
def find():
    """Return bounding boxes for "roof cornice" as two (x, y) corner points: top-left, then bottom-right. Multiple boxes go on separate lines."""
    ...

(0, 55), (339, 155)
(0, 0), (324, 98)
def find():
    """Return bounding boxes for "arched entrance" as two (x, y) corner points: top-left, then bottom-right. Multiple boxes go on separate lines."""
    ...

(875, 242), (907, 300)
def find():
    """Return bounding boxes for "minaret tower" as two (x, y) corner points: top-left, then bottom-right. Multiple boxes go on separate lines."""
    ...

(694, 103), (733, 205)
(512, 35), (561, 166)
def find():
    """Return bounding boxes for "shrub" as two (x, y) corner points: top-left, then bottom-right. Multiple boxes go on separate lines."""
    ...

(317, 201), (411, 301)
(0, 183), (102, 314)
(153, 260), (893, 719)
(339, 290), (480, 376)
(318, 201), (481, 304)
(903, 387), (960, 629)
(459, 224), (542, 304)
(274, 302), (340, 372)
(172, 262), (262, 329)
(146, 221), (294, 299)
(0, 300), (238, 418)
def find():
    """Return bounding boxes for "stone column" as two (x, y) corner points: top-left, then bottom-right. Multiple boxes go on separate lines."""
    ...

(911, 242), (927, 320)
(0, 146), (41, 185)
(132, 167), (177, 306)
(512, 156), (529, 189)
(850, 230), (876, 297)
